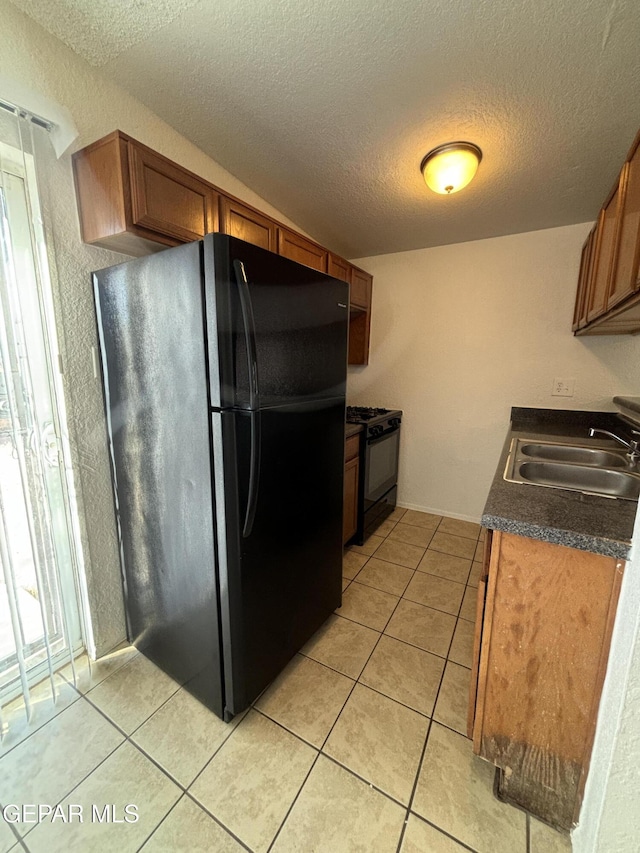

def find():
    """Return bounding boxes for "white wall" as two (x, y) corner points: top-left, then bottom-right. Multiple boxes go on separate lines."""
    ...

(348, 224), (640, 521)
(0, 0), (315, 655)
(572, 503), (640, 853)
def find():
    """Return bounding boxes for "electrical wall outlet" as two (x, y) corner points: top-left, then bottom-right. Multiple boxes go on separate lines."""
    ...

(552, 378), (575, 397)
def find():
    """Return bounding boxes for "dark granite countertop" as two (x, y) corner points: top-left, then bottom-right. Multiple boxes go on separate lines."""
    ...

(345, 422), (364, 438)
(481, 407), (637, 559)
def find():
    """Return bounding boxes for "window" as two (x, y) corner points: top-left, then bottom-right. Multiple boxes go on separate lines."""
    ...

(0, 106), (84, 709)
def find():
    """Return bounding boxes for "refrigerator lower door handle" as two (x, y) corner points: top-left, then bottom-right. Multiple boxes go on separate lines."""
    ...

(243, 410), (261, 538)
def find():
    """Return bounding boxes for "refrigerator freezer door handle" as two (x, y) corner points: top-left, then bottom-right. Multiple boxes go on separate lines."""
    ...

(233, 260), (260, 409)
(243, 411), (261, 538)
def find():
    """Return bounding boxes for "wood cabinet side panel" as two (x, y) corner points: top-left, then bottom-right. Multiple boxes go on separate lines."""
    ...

(468, 529), (493, 738)
(574, 558), (625, 823)
(343, 456), (359, 543)
(72, 132), (128, 243)
(345, 434), (360, 462)
(472, 530), (502, 752)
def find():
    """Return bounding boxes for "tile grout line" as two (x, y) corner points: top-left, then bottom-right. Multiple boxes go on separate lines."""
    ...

(0, 682), (84, 763)
(263, 560), (423, 850)
(14, 682), (248, 850)
(181, 791), (254, 853)
(133, 793), (184, 853)
(0, 800), (29, 851)
(12, 512), (481, 853)
(395, 515), (480, 852)
(264, 752), (322, 853)
(177, 703), (255, 794)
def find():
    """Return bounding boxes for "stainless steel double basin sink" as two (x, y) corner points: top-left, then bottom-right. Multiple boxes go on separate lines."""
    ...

(504, 438), (640, 500)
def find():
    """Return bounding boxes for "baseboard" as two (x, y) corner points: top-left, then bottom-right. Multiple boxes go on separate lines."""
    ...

(397, 501), (482, 525)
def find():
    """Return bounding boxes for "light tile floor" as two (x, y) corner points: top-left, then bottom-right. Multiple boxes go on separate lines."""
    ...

(0, 509), (573, 853)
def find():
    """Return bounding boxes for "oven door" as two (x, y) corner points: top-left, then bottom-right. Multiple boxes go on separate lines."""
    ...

(364, 427), (400, 505)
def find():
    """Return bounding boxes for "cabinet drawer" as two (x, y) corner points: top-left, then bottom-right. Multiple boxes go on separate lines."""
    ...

(345, 434), (360, 462)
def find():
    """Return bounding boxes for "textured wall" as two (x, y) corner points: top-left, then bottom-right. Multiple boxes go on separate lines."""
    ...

(0, 0), (313, 655)
(348, 222), (640, 521)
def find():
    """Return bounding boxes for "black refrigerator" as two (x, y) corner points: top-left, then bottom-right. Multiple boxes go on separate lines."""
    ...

(94, 234), (349, 721)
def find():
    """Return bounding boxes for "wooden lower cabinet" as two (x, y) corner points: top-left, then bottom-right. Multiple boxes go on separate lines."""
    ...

(343, 434), (360, 544)
(469, 530), (624, 829)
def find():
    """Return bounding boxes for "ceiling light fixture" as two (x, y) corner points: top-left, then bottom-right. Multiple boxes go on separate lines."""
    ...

(420, 141), (482, 195)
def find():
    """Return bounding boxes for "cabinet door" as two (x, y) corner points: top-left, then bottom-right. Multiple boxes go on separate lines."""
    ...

(343, 456), (359, 544)
(219, 196), (277, 251)
(587, 174), (625, 323)
(278, 228), (328, 272)
(572, 228), (596, 331)
(608, 137), (640, 309)
(473, 532), (622, 829)
(328, 254), (350, 283)
(350, 268), (372, 310)
(128, 142), (218, 242)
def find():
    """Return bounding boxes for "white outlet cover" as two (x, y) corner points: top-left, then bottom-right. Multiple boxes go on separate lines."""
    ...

(552, 378), (576, 397)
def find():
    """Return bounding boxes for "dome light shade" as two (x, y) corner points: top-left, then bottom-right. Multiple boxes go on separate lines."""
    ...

(420, 142), (482, 195)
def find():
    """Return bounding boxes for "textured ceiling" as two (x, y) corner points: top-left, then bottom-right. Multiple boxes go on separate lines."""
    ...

(12, 0), (640, 258)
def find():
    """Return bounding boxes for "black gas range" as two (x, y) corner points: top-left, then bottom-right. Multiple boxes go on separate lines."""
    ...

(346, 406), (403, 544)
(346, 406), (402, 435)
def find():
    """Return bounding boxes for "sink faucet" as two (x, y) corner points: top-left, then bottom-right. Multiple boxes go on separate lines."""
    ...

(589, 427), (640, 465)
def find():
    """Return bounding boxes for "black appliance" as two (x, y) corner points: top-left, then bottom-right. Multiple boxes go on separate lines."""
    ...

(94, 234), (349, 721)
(345, 407), (402, 544)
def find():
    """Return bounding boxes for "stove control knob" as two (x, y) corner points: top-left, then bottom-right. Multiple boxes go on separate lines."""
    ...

(371, 425), (384, 436)
(389, 418), (400, 427)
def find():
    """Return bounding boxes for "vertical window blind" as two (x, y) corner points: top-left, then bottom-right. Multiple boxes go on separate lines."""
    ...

(0, 100), (85, 733)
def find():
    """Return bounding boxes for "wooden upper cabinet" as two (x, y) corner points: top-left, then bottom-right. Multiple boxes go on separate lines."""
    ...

(586, 173), (625, 323)
(327, 253), (350, 283)
(72, 131), (216, 255)
(350, 267), (372, 310)
(607, 135), (640, 310)
(128, 141), (217, 243)
(278, 227), (328, 272)
(572, 227), (596, 331)
(219, 196), (277, 252)
(73, 129), (375, 363)
(348, 268), (373, 365)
